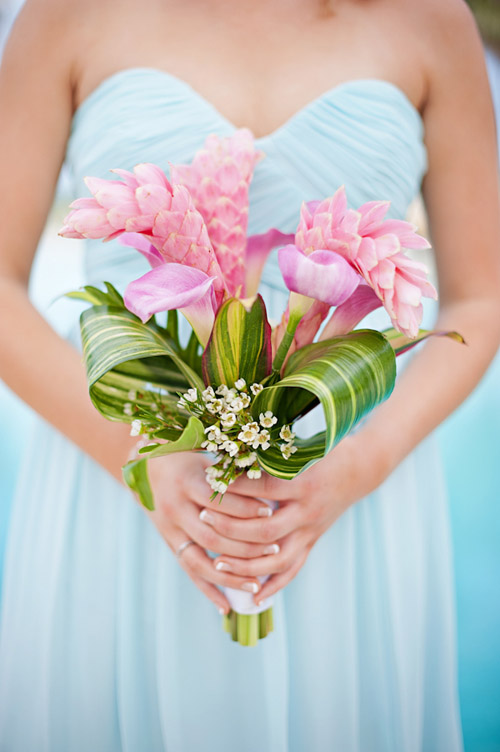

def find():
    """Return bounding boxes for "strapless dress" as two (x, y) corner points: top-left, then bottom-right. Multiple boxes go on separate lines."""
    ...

(0, 69), (463, 752)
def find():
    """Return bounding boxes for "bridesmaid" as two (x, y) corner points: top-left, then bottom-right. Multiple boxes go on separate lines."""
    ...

(0, 1), (499, 750)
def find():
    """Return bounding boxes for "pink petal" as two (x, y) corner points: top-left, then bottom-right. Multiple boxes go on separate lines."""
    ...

(124, 263), (217, 345)
(135, 184), (172, 215)
(319, 284), (382, 339)
(133, 163), (171, 189)
(357, 200), (390, 234)
(278, 245), (361, 307)
(84, 177), (133, 208)
(119, 233), (164, 267)
(244, 229), (295, 296)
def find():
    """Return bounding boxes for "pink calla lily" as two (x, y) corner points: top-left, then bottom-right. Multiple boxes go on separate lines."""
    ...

(244, 228), (295, 296)
(320, 284), (382, 340)
(278, 244), (361, 307)
(124, 263), (217, 346)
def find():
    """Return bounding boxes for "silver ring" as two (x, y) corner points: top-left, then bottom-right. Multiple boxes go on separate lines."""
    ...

(175, 540), (196, 560)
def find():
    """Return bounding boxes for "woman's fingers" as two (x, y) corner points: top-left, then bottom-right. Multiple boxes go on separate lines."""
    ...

(230, 471), (297, 502)
(211, 533), (304, 578)
(254, 548), (310, 603)
(180, 543), (262, 594)
(195, 500), (303, 544)
(193, 489), (273, 519)
(181, 501), (281, 559)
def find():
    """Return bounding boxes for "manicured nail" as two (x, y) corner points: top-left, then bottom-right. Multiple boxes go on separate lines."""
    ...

(258, 506), (273, 517)
(199, 509), (214, 525)
(241, 582), (260, 594)
(215, 561), (232, 572)
(218, 607), (226, 615)
(263, 544), (280, 555)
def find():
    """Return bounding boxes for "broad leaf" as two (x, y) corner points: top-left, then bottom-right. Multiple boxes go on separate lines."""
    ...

(202, 295), (272, 386)
(252, 330), (396, 477)
(123, 416), (205, 509)
(382, 327), (465, 356)
(80, 304), (204, 421)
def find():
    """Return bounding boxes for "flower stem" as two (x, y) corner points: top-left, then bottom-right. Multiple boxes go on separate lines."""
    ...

(223, 609), (274, 645)
(271, 311), (302, 375)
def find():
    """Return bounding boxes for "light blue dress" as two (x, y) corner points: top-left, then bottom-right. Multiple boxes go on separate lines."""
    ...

(0, 69), (463, 751)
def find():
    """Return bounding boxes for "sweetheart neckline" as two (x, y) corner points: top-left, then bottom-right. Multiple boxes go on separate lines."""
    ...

(72, 66), (425, 142)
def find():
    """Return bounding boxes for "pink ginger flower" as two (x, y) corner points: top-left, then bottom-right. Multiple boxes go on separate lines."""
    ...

(294, 187), (437, 338)
(171, 129), (263, 296)
(59, 163), (226, 303)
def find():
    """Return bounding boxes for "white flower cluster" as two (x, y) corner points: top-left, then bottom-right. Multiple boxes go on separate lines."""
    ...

(176, 378), (298, 497)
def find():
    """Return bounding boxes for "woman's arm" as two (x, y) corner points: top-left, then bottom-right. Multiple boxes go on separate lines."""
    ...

(201, 2), (500, 601)
(0, 0), (137, 480)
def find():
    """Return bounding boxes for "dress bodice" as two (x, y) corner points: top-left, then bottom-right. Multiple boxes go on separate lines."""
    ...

(65, 67), (427, 292)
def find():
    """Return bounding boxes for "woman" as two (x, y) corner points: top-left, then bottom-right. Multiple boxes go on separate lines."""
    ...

(0, 0), (499, 749)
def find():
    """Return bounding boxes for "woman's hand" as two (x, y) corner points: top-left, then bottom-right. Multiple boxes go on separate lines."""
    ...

(202, 431), (387, 604)
(139, 451), (278, 613)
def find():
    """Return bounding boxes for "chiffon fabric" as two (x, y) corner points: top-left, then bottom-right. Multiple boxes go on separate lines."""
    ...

(0, 69), (463, 751)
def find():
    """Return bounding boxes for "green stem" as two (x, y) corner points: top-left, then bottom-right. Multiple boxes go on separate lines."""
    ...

(271, 311), (302, 375)
(166, 309), (179, 347)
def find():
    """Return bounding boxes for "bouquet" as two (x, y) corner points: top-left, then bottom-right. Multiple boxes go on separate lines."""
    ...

(60, 129), (462, 645)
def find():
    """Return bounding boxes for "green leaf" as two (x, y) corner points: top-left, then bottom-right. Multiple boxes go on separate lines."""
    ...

(79, 303), (204, 422)
(382, 327), (466, 356)
(252, 329), (396, 477)
(66, 282), (125, 308)
(123, 416), (205, 509)
(202, 295), (271, 386)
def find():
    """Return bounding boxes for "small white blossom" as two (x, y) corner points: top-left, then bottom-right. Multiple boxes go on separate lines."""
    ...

(230, 397), (245, 413)
(202, 386), (215, 401)
(240, 394), (251, 408)
(201, 440), (219, 452)
(204, 424), (220, 435)
(150, 402), (158, 412)
(206, 398), (223, 414)
(127, 390), (137, 401)
(215, 384), (229, 396)
(130, 419), (142, 437)
(259, 411), (278, 428)
(123, 402), (133, 416)
(209, 479), (228, 494)
(280, 443), (298, 459)
(279, 425), (296, 442)
(251, 429), (271, 450)
(221, 413), (237, 429)
(235, 378), (246, 390)
(250, 383), (263, 395)
(235, 452), (257, 468)
(224, 389), (237, 404)
(184, 388), (198, 403)
(238, 422), (260, 443)
(247, 467), (262, 480)
(221, 440), (239, 457)
(205, 465), (223, 479)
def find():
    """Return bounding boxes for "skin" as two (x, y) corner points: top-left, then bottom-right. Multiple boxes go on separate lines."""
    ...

(1, 0), (500, 613)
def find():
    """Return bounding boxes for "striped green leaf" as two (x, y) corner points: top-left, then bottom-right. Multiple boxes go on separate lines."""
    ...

(80, 304), (204, 422)
(123, 416), (205, 510)
(202, 295), (271, 386)
(382, 327), (466, 356)
(252, 330), (396, 477)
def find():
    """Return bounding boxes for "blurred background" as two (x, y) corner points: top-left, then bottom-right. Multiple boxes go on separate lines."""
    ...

(0, 1), (499, 749)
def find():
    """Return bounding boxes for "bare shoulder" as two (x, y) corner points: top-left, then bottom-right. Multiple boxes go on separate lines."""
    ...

(410, 0), (484, 83)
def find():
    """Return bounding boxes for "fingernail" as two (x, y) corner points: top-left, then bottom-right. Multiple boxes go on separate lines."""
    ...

(215, 561), (232, 572)
(241, 582), (260, 594)
(258, 506), (273, 517)
(218, 607), (226, 615)
(200, 509), (214, 525)
(263, 543), (280, 555)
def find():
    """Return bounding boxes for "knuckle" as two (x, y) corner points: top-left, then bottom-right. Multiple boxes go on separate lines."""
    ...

(215, 515), (233, 537)
(199, 527), (218, 550)
(260, 520), (278, 543)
